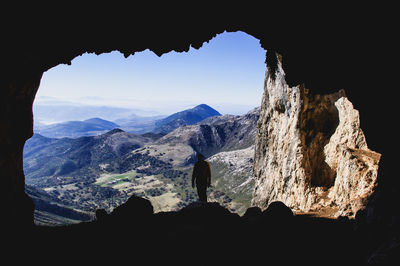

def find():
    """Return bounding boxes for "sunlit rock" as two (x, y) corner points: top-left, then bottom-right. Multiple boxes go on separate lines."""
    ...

(252, 56), (380, 217)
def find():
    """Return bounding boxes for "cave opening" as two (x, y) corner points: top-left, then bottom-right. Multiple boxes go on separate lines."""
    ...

(24, 31), (266, 226)
(3, 14), (395, 264)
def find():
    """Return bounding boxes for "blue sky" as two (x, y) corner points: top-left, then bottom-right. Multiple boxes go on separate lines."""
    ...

(36, 31), (266, 116)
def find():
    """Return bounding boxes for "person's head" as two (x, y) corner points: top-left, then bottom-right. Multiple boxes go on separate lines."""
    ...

(197, 153), (204, 161)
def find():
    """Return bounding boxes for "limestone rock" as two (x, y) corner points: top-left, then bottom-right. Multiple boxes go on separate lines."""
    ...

(252, 57), (380, 217)
(324, 97), (381, 216)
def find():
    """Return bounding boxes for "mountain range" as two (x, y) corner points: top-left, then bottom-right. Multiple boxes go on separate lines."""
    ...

(33, 104), (140, 126)
(24, 105), (260, 225)
(156, 107), (259, 157)
(35, 104), (221, 138)
(35, 118), (120, 138)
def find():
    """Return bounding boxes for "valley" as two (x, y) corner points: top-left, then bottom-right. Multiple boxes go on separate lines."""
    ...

(24, 104), (260, 225)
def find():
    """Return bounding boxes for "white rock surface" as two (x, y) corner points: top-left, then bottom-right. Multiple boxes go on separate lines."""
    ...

(324, 97), (380, 216)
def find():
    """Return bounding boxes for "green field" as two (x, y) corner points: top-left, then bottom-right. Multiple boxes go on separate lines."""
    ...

(95, 170), (139, 187)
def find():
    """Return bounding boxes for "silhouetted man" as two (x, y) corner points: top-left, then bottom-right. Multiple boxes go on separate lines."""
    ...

(192, 153), (211, 202)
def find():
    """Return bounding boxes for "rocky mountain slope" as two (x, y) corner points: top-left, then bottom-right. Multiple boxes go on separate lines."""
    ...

(252, 58), (380, 218)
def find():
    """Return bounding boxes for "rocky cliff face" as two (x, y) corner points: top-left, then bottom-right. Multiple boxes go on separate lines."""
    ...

(252, 59), (380, 217)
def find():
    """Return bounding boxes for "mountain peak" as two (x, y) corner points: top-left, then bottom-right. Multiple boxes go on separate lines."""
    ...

(154, 104), (221, 134)
(105, 128), (125, 135)
(194, 103), (212, 109)
(193, 104), (221, 115)
(84, 117), (108, 123)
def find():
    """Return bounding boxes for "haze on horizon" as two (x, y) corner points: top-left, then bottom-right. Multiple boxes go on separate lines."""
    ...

(35, 31), (266, 124)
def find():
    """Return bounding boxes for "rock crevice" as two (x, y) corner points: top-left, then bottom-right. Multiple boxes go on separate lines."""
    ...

(299, 86), (342, 188)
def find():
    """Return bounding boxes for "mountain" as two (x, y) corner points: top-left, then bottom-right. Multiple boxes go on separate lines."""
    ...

(136, 107), (260, 169)
(156, 107), (260, 157)
(153, 104), (221, 134)
(35, 117), (120, 138)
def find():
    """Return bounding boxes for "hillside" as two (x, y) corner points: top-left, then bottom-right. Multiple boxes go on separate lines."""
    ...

(207, 145), (255, 215)
(24, 129), (193, 217)
(24, 129), (154, 185)
(25, 185), (93, 226)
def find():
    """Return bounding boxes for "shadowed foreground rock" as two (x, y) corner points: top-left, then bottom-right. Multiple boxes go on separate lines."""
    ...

(262, 200), (293, 220)
(11, 195), (397, 265)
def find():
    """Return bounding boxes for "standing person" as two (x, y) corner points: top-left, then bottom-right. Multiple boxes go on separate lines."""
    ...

(192, 153), (211, 202)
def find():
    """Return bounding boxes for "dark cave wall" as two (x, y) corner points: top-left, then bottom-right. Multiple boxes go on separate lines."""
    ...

(2, 14), (396, 228)
(1, 71), (42, 228)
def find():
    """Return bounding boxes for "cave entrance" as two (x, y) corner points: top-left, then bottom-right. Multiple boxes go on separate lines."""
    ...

(24, 31), (266, 226)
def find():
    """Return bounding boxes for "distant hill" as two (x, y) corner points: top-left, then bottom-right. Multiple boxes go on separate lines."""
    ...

(35, 117), (120, 138)
(153, 104), (221, 134)
(33, 103), (145, 124)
